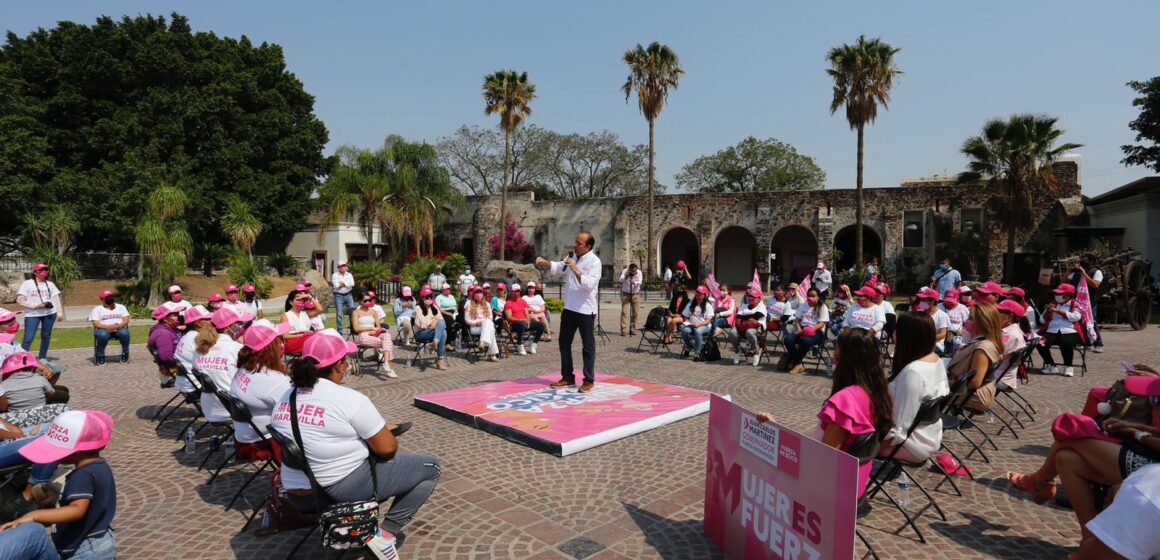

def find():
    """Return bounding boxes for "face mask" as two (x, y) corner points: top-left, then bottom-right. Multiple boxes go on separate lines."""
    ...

(103, 297), (115, 306)
(1055, 295), (1066, 304)
(916, 301), (931, 312)
(292, 300), (305, 310)
(228, 294), (238, 302)
(944, 300), (957, 309)
(939, 264), (948, 271)
(527, 289), (535, 296)
(172, 294), (183, 302)
(361, 302), (374, 309)
(964, 320), (976, 336)
(807, 297), (819, 306)
(2, 322), (17, 335)
(473, 294), (484, 302)
(856, 297), (869, 307)
(35, 271), (48, 280)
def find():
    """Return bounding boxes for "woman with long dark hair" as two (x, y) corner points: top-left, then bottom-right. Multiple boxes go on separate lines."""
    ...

(679, 286), (715, 360)
(412, 286), (448, 370)
(780, 288), (830, 374)
(759, 328), (893, 498)
(882, 312), (949, 463)
(664, 285), (691, 345)
(270, 331), (441, 546)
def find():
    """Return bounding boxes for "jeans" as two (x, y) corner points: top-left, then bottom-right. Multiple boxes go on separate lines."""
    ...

(510, 321), (543, 345)
(558, 309), (596, 385)
(414, 320), (447, 357)
(784, 330), (824, 365)
(0, 431), (58, 484)
(0, 522), (59, 560)
(305, 454), (441, 535)
(681, 324), (712, 353)
(22, 315), (57, 360)
(334, 293), (355, 333)
(92, 327), (130, 359)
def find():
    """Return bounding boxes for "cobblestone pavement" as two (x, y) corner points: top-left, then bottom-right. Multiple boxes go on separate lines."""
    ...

(43, 317), (1160, 559)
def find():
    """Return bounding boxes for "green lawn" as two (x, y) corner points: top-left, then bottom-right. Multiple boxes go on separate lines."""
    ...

(41, 311), (394, 350)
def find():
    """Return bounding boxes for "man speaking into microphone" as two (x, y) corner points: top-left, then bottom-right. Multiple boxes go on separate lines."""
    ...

(535, 231), (602, 393)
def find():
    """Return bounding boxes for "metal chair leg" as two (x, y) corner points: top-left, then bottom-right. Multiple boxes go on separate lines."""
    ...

(151, 392), (183, 421)
(286, 525), (317, 559)
(857, 528), (880, 560)
(225, 459), (271, 511)
(903, 466), (947, 521)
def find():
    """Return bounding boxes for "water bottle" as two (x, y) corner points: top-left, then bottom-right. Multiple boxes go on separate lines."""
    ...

(897, 472), (912, 508)
(259, 510), (271, 531)
(210, 435), (220, 452)
(223, 439), (235, 465)
(824, 358), (833, 377)
(986, 410), (995, 424)
(184, 428), (196, 456)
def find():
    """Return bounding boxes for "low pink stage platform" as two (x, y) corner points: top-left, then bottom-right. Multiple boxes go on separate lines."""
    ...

(414, 373), (718, 456)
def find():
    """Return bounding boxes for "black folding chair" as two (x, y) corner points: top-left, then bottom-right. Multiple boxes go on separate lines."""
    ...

(864, 395), (952, 543)
(187, 369), (236, 472)
(848, 432), (883, 560)
(206, 392), (278, 532)
(165, 364), (206, 440)
(944, 367), (999, 464)
(266, 428), (323, 560)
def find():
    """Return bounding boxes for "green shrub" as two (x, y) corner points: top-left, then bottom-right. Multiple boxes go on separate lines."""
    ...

(544, 298), (564, 313)
(227, 255), (274, 298)
(441, 254), (468, 285)
(265, 252), (301, 277)
(400, 254), (470, 293)
(114, 280), (153, 306)
(26, 247), (82, 291)
(348, 260), (393, 290)
(127, 303), (152, 319)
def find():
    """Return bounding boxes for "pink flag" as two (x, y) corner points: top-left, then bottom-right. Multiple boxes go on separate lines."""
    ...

(797, 275), (811, 300)
(749, 268), (761, 293)
(1075, 278), (1099, 342)
(705, 272), (722, 301)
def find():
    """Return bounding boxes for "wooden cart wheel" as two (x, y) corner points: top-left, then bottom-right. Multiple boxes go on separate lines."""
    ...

(1124, 260), (1154, 330)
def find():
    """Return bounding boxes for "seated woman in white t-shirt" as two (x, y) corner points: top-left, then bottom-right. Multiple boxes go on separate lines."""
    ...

(522, 282), (551, 341)
(352, 294), (397, 378)
(229, 319), (292, 460)
(270, 330), (441, 544)
(842, 287), (886, 337)
(281, 293), (316, 356)
(881, 312), (949, 464)
(174, 305), (212, 393)
(88, 291), (131, 365)
(192, 308), (252, 423)
(913, 287), (951, 355)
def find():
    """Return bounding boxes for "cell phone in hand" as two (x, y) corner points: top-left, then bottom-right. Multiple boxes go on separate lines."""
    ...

(1122, 360), (1135, 373)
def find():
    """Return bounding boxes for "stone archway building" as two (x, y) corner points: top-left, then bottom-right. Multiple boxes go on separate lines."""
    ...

(440, 162), (1083, 288)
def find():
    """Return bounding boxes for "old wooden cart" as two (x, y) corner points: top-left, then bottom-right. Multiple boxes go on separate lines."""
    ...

(1052, 250), (1156, 330)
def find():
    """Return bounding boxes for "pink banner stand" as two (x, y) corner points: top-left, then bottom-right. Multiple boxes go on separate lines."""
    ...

(704, 394), (858, 559)
(414, 373), (716, 456)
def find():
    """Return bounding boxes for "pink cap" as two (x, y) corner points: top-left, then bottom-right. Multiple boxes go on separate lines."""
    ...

(99, 290), (114, 299)
(817, 261), (825, 269)
(959, 285), (973, 294)
(497, 283), (507, 290)
(975, 281), (1004, 295)
(302, 280), (313, 288)
(18, 410), (114, 464)
(419, 286), (434, 297)
(441, 283), (451, 292)
(996, 300), (1026, 317)
(1053, 283), (1077, 295)
(208, 292), (224, 302)
(874, 283), (891, 296)
(854, 286), (877, 298)
(527, 281), (536, 288)
(243, 284), (256, 293)
(695, 286), (709, 295)
(152, 302), (180, 320)
(226, 284), (239, 293)
(365, 291), (377, 299)
(746, 287), (763, 299)
(1005, 286), (1025, 298)
(1, 352), (38, 378)
(401, 286), (413, 297)
(211, 306), (255, 330)
(482, 283), (491, 289)
(944, 288), (961, 301)
(677, 261), (686, 269)
(511, 283), (522, 292)
(183, 305), (212, 325)
(0, 307), (21, 323)
(243, 319), (291, 351)
(915, 287), (941, 301)
(31, 263), (48, 272)
(294, 283), (307, 292)
(168, 285), (182, 294)
(337, 260), (347, 267)
(302, 329), (357, 368)
(304, 300), (316, 310)
(1124, 375), (1160, 397)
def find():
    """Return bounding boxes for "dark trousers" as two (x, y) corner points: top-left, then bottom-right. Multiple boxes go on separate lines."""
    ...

(510, 320), (543, 345)
(558, 309), (596, 384)
(1037, 331), (1082, 366)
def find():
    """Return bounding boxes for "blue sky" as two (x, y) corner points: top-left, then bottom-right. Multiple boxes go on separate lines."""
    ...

(6, 1), (1157, 195)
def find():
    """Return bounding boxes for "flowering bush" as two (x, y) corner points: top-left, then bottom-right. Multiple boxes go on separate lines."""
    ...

(489, 216), (535, 263)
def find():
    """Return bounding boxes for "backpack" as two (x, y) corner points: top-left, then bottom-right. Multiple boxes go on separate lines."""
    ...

(644, 306), (666, 330)
(1100, 379), (1155, 426)
(699, 337), (721, 362)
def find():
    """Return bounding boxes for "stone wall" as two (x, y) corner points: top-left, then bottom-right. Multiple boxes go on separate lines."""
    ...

(446, 162), (1082, 288)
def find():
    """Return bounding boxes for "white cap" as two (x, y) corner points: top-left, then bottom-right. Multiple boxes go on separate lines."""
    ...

(168, 285), (182, 293)
(527, 281), (536, 288)
(337, 260), (347, 267)
(511, 283), (522, 291)
(441, 283), (451, 291)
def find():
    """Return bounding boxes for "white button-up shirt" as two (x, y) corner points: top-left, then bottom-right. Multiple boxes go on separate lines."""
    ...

(548, 251), (602, 315)
(331, 271), (354, 295)
(618, 268), (642, 294)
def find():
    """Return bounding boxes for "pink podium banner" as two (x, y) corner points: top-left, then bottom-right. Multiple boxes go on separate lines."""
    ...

(415, 373), (714, 456)
(704, 394), (858, 559)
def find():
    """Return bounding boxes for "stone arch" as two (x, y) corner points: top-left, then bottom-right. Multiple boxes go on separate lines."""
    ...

(713, 226), (757, 287)
(833, 225), (883, 271)
(659, 227), (700, 282)
(770, 225), (818, 285)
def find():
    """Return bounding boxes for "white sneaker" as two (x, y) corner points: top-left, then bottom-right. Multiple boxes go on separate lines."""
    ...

(530, 342), (537, 355)
(752, 354), (761, 367)
(1063, 367), (1075, 377)
(384, 368), (398, 379)
(1042, 364), (1056, 375)
(1093, 346), (1104, 354)
(732, 355), (741, 365)
(518, 345), (527, 356)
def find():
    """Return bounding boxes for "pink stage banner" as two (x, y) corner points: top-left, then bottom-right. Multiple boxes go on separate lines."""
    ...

(704, 394), (857, 559)
(415, 373), (714, 456)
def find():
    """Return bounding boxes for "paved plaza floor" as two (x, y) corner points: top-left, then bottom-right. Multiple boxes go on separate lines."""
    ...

(43, 317), (1160, 559)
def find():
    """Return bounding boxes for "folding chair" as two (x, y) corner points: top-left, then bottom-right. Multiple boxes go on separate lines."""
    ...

(345, 322), (380, 375)
(166, 364), (206, 440)
(265, 428), (323, 560)
(806, 331), (836, 376)
(459, 324), (485, 363)
(847, 432), (883, 560)
(187, 369), (236, 472)
(943, 367), (999, 464)
(636, 325), (671, 354)
(997, 345), (1039, 428)
(210, 393), (277, 531)
(864, 395), (952, 543)
(759, 322), (787, 367)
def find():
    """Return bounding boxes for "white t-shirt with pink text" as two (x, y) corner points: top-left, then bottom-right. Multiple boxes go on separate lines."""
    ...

(173, 331), (202, 393)
(270, 379), (386, 489)
(230, 366), (291, 443)
(843, 303), (885, 332)
(193, 334), (243, 422)
(88, 304), (130, 328)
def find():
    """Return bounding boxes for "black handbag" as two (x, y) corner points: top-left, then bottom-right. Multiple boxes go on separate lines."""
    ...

(289, 389), (381, 550)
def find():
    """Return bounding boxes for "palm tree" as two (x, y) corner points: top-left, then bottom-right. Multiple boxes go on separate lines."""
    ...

(23, 206), (79, 255)
(136, 183), (193, 304)
(826, 35), (902, 269)
(623, 42), (683, 283)
(957, 114), (1082, 282)
(317, 145), (393, 261)
(221, 194), (263, 258)
(380, 137), (463, 260)
(482, 70), (536, 261)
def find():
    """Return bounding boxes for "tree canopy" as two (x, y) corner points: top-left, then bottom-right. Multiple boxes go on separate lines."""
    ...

(0, 13), (330, 252)
(675, 136), (825, 193)
(1122, 76), (1160, 172)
